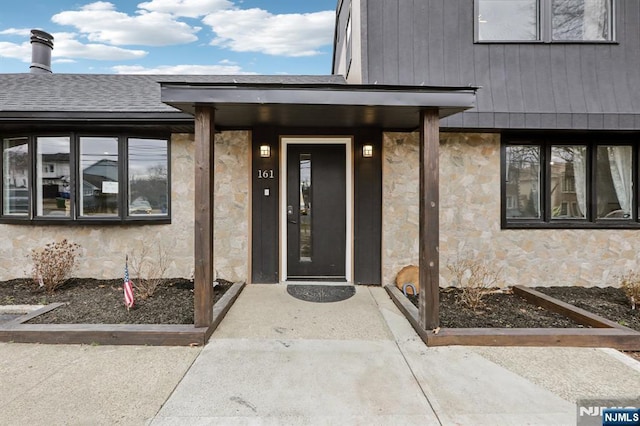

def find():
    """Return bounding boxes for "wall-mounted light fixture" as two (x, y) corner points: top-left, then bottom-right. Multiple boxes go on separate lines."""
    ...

(362, 144), (373, 158)
(260, 145), (271, 158)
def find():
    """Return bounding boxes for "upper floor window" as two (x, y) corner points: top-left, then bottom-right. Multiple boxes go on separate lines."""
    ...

(1, 133), (170, 224)
(502, 134), (640, 229)
(477, 0), (613, 42)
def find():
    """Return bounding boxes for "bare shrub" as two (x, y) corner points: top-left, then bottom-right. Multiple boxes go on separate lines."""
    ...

(30, 239), (81, 294)
(618, 271), (640, 310)
(129, 243), (169, 299)
(447, 255), (501, 311)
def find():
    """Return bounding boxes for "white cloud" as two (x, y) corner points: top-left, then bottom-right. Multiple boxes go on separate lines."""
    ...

(0, 28), (32, 36)
(0, 41), (30, 61)
(53, 58), (77, 64)
(0, 32), (147, 63)
(203, 8), (334, 57)
(112, 63), (255, 74)
(52, 32), (148, 60)
(52, 1), (200, 46)
(138, 0), (232, 18)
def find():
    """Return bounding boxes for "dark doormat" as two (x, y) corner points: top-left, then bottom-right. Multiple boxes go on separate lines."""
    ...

(286, 285), (355, 303)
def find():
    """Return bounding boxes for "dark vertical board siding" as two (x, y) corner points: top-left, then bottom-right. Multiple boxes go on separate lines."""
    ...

(533, 46), (556, 114)
(442, 0), (461, 86)
(360, 0), (369, 83)
(367, 0), (384, 83)
(354, 129), (382, 284)
(579, 45), (601, 113)
(474, 46), (493, 112)
(457, 2), (476, 88)
(398, 0), (415, 84)
(625, 1), (640, 111)
(251, 127), (279, 283)
(518, 46), (540, 113)
(594, 45), (618, 114)
(504, 46), (525, 113)
(564, 47), (587, 114)
(360, 0), (640, 129)
(549, 46), (571, 112)
(382, 0), (400, 83)
(488, 45), (508, 112)
(413, 0), (429, 84)
(426, 0), (446, 86)
(609, 2), (630, 113)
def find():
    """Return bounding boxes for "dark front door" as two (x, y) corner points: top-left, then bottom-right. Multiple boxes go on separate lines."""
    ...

(286, 144), (346, 280)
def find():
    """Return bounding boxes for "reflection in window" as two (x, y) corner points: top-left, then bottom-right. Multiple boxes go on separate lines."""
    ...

(478, 0), (538, 41)
(550, 146), (586, 219)
(128, 138), (168, 216)
(80, 137), (119, 217)
(506, 145), (541, 219)
(299, 154), (312, 262)
(2, 138), (29, 216)
(36, 136), (71, 217)
(552, 0), (611, 41)
(596, 146), (632, 219)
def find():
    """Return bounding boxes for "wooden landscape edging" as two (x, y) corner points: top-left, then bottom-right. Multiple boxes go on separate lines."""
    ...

(0, 281), (245, 346)
(384, 285), (640, 350)
(512, 285), (638, 332)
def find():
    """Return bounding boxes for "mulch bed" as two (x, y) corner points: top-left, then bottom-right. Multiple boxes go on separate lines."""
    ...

(0, 278), (232, 325)
(404, 286), (640, 330)
(534, 286), (640, 332)
(407, 287), (584, 328)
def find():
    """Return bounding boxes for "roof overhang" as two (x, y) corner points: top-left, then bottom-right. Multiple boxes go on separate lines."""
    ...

(160, 82), (477, 130)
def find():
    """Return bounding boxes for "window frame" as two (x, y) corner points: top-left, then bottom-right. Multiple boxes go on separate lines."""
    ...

(501, 133), (640, 229)
(0, 132), (171, 225)
(475, 0), (616, 44)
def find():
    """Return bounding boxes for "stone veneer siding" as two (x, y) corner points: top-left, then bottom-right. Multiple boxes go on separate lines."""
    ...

(383, 131), (640, 288)
(0, 131), (251, 282)
(213, 131), (250, 282)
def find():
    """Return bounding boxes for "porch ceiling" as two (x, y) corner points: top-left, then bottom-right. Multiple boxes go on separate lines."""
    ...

(160, 82), (477, 130)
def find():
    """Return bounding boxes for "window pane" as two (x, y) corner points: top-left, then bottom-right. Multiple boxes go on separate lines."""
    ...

(478, 0), (538, 41)
(596, 146), (632, 219)
(128, 138), (168, 216)
(36, 136), (71, 217)
(299, 153), (312, 262)
(550, 146), (587, 219)
(552, 0), (611, 41)
(80, 137), (119, 217)
(2, 137), (29, 216)
(506, 145), (541, 219)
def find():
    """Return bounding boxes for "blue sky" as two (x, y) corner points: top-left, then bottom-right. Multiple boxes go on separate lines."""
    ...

(0, 0), (338, 75)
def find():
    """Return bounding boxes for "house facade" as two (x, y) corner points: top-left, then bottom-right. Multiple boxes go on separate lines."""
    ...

(335, 0), (640, 288)
(1, 0), (639, 304)
(1, 27), (474, 322)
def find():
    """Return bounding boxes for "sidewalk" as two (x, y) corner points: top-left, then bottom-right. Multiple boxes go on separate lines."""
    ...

(152, 285), (640, 425)
(1, 284), (639, 425)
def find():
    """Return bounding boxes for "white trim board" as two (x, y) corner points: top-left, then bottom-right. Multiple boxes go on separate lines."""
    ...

(279, 137), (354, 283)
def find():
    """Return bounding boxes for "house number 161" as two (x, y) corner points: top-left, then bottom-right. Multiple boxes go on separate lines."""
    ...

(258, 169), (274, 179)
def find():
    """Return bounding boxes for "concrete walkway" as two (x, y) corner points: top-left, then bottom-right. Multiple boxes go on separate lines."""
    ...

(152, 285), (640, 425)
(1, 284), (639, 425)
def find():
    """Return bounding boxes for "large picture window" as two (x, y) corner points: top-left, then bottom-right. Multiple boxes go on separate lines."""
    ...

(503, 135), (640, 228)
(36, 136), (71, 218)
(477, 0), (613, 42)
(1, 133), (170, 224)
(2, 137), (29, 216)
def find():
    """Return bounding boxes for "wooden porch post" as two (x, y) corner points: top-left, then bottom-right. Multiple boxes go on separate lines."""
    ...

(194, 106), (215, 328)
(419, 109), (440, 330)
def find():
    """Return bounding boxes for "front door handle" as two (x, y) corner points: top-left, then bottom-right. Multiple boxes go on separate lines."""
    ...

(287, 205), (297, 224)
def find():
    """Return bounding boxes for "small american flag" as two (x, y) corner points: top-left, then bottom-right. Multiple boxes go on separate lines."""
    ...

(124, 255), (134, 310)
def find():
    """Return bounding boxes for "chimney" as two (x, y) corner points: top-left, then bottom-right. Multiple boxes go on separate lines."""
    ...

(30, 29), (54, 74)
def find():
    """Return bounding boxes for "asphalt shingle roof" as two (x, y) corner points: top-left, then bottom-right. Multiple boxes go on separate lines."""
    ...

(0, 74), (347, 114)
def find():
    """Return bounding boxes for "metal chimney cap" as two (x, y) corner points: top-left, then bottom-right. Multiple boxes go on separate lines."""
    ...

(30, 29), (54, 49)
